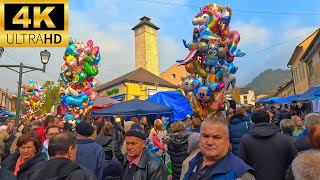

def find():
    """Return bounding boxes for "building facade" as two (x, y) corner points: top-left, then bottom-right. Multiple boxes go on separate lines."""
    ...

(301, 30), (320, 87)
(132, 16), (160, 76)
(239, 88), (255, 105)
(287, 29), (319, 94)
(274, 80), (295, 97)
(0, 89), (17, 112)
(160, 63), (188, 87)
(95, 68), (177, 101)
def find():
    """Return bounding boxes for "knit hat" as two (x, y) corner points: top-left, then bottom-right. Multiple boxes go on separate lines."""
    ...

(125, 123), (147, 140)
(103, 160), (122, 178)
(75, 121), (94, 137)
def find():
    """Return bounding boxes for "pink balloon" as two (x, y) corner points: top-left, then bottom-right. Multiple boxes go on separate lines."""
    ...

(68, 60), (78, 68)
(84, 47), (91, 55)
(219, 82), (225, 90)
(89, 92), (98, 101)
(92, 46), (99, 56)
(87, 40), (93, 47)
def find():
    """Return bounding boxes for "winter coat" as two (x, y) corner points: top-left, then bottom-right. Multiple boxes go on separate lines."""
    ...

(1, 152), (47, 180)
(28, 157), (97, 180)
(75, 138), (106, 180)
(229, 114), (252, 156)
(180, 148), (201, 180)
(239, 123), (297, 180)
(183, 152), (254, 180)
(2, 135), (15, 160)
(0, 169), (16, 180)
(122, 147), (168, 180)
(95, 134), (124, 162)
(294, 135), (311, 152)
(167, 131), (189, 180)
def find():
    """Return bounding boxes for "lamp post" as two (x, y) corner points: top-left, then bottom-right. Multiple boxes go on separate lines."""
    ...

(0, 49), (51, 127)
(139, 81), (159, 98)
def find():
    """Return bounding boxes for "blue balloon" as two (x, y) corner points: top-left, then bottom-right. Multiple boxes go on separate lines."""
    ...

(93, 53), (101, 65)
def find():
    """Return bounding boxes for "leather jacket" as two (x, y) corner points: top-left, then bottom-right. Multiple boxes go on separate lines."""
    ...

(122, 147), (167, 180)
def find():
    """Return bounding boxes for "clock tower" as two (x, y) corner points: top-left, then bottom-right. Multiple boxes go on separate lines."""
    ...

(132, 16), (160, 76)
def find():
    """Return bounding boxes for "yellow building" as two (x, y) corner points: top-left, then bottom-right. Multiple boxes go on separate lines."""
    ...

(287, 29), (319, 94)
(239, 88), (255, 105)
(94, 68), (177, 101)
(301, 30), (320, 87)
(160, 63), (188, 87)
(0, 89), (17, 112)
(132, 16), (160, 76)
(274, 80), (295, 98)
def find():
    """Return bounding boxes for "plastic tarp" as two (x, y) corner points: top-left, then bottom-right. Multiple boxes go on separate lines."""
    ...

(294, 86), (320, 101)
(147, 91), (193, 122)
(275, 94), (301, 103)
(91, 99), (174, 121)
(256, 98), (269, 103)
(0, 109), (15, 117)
(92, 96), (120, 111)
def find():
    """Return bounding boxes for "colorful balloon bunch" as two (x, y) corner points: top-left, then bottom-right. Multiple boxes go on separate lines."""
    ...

(59, 38), (100, 123)
(178, 3), (244, 118)
(21, 80), (45, 121)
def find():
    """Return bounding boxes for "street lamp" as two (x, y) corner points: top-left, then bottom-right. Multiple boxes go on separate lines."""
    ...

(0, 49), (50, 127)
(139, 81), (159, 98)
(0, 47), (4, 58)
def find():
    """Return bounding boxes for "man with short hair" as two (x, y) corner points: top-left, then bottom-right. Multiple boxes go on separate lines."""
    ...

(295, 113), (320, 152)
(35, 115), (60, 143)
(239, 110), (297, 180)
(29, 132), (97, 180)
(122, 124), (167, 180)
(291, 149), (320, 180)
(42, 125), (62, 159)
(183, 117), (254, 180)
(75, 121), (105, 180)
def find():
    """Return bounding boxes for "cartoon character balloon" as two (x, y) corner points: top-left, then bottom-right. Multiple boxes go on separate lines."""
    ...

(178, 3), (245, 118)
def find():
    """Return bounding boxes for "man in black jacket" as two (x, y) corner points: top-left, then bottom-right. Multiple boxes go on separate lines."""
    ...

(239, 110), (297, 180)
(122, 124), (167, 180)
(29, 132), (97, 180)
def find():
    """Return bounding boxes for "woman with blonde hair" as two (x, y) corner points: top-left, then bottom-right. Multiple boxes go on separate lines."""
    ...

(291, 115), (305, 137)
(148, 119), (167, 155)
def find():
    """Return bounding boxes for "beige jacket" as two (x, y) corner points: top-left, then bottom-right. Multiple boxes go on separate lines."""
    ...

(180, 148), (201, 180)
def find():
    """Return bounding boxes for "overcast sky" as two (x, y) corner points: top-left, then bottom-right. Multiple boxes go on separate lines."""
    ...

(1, 0), (319, 93)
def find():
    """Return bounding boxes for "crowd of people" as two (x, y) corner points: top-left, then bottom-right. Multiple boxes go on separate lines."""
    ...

(0, 103), (319, 179)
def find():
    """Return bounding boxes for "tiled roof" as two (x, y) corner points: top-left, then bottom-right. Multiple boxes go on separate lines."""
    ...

(94, 68), (177, 92)
(132, 16), (160, 30)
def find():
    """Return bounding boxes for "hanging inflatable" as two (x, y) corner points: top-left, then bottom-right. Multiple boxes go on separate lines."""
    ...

(59, 38), (101, 124)
(178, 3), (244, 118)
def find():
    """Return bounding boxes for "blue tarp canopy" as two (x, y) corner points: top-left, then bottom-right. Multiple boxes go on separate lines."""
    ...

(0, 109), (15, 117)
(294, 86), (320, 101)
(147, 91), (193, 122)
(275, 94), (301, 103)
(91, 99), (174, 121)
(257, 94), (302, 104)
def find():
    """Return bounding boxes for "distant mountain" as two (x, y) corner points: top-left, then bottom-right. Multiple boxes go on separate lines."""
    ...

(245, 68), (292, 95)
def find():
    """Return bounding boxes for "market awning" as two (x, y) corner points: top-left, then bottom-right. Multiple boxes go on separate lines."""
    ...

(294, 86), (320, 101)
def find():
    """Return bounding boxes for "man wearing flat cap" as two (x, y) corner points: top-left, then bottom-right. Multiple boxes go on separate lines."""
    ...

(122, 124), (167, 180)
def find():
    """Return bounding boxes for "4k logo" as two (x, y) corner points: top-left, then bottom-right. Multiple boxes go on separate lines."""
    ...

(0, 0), (69, 47)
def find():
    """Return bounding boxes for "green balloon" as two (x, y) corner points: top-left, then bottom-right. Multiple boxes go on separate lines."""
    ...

(78, 71), (87, 81)
(85, 55), (95, 64)
(83, 61), (98, 76)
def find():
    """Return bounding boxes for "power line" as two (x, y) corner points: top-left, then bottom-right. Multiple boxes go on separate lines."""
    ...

(135, 0), (320, 16)
(247, 29), (317, 56)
